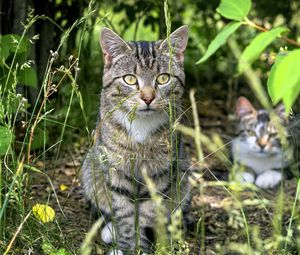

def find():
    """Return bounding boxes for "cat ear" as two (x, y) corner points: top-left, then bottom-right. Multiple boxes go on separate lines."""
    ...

(236, 97), (256, 119)
(159, 25), (189, 63)
(275, 103), (288, 120)
(100, 27), (132, 65)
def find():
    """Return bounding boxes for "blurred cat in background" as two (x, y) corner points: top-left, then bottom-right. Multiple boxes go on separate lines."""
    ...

(231, 96), (294, 189)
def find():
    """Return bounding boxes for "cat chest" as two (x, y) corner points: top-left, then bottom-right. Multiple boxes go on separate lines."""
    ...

(232, 139), (289, 173)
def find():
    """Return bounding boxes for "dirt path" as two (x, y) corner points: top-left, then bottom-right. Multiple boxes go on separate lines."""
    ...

(31, 99), (299, 254)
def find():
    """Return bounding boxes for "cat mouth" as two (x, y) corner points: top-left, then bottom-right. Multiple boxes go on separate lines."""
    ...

(138, 106), (156, 112)
(139, 108), (155, 112)
(137, 107), (157, 116)
(255, 150), (277, 156)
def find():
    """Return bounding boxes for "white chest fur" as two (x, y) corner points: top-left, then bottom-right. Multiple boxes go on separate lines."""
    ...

(113, 110), (167, 143)
(231, 138), (288, 174)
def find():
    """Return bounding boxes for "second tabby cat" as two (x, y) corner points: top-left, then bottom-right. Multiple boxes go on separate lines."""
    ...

(231, 97), (295, 188)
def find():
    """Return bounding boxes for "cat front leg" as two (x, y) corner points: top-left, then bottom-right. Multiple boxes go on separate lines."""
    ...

(138, 199), (157, 254)
(255, 170), (282, 188)
(235, 171), (255, 184)
(108, 191), (137, 254)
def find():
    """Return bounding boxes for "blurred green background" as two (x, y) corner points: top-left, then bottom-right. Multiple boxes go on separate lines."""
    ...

(1, 0), (300, 148)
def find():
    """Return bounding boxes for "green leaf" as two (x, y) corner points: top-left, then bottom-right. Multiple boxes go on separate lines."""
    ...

(1, 34), (29, 54)
(267, 49), (300, 112)
(238, 27), (289, 73)
(0, 66), (16, 91)
(0, 102), (4, 124)
(217, 0), (251, 21)
(30, 128), (48, 150)
(32, 203), (55, 223)
(0, 126), (14, 155)
(17, 67), (37, 88)
(0, 35), (10, 65)
(267, 52), (286, 99)
(196, 21), (242, 64)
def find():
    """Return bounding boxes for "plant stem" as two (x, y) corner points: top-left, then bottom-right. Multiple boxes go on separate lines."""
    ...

(190, 89), (204, 166)
(3, 211), (31, 255)
(245, 18), (300, 48)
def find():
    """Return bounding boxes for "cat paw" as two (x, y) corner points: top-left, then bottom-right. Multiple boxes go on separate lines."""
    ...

(237, 172), (255, 184)
(255, 170), (282, 189)
(101, 222), (115, 244)
(108, 249), (123, 255)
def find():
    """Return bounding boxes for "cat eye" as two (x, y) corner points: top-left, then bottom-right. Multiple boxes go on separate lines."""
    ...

(123, 75), (138, 85)
(156, 73), (170, 85)
(246, 130), (256, 136)
(269, 132), (278, 138)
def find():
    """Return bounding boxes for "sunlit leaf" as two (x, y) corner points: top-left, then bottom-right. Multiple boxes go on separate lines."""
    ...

(216, 0), (251, 21)
(32, 204), (55, 223)
(196, 21), (242, 64)
(17, 67), (37, 88)
(0, 126), (14, 155)
(59, 184), (68, 191)
(267, 49), (300, 112)
(238, 27), (289, 73)
(267, 52), (286, 99)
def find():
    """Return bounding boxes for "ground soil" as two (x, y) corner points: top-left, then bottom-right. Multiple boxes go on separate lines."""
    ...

(31, 98), (299, 255)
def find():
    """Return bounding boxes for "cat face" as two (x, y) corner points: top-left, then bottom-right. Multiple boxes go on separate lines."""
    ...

(235, 97), (288, 156)
(99, 26), (188, 118)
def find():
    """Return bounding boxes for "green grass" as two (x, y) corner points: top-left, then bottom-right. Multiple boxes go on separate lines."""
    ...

(1, 0), (300, 254)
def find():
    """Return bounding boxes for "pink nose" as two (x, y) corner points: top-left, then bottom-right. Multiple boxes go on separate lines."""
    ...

(141, 96), (155, 105)
(140, 87), (156, 105)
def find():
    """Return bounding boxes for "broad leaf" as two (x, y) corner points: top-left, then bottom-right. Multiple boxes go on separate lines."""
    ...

(0, 35), (10, 65)
(217, 0), (251, 21)
(0, 102), (4, 124)
(267, 52), (286, 99)
(30, 127), (48, 150)
(32, 204), (55, 223)
(196, 21), (242, 64)
(238, 27), (288, 73)
(17, 67), (37, 88)
(2, 34), (29, 54)
(267, 49), (300, 112)
(0, 126), (14, 155)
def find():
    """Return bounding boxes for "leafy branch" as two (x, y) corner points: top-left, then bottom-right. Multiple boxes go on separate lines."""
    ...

(197, 0), (300, 113)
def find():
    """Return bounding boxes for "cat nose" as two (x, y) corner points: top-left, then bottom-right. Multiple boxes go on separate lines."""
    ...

(258, 143), (266, 150)
(142, 97), (154, 105)
(140, 87), (156, 105)
(257, 137), (268, 150)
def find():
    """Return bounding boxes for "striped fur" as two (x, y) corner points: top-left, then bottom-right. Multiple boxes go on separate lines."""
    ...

(82, 26), (190, 254)
(231, 97), (292, 188)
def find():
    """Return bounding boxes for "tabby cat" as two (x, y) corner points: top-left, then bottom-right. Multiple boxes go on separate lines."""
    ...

(82, 26), (190, 255)
(231, 97), (293, 188)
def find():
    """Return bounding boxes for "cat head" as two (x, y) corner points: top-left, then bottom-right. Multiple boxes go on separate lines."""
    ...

(235, 96), (288, 156)
(99, 26), (188, 118)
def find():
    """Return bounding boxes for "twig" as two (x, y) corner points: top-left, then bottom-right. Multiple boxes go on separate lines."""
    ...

(4, 211), (31, 255)
(245, 18), (300, 48)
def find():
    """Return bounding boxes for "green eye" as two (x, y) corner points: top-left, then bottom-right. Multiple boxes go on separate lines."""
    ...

(156, 73), (170, 85)
(123, 75), (137, 85)
(269, 132), (278, 138)
(246, 130), (256, 136)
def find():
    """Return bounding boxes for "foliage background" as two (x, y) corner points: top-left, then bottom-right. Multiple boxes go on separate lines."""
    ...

(1, 0), (300, 254)
(2, 0), (300, 141)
